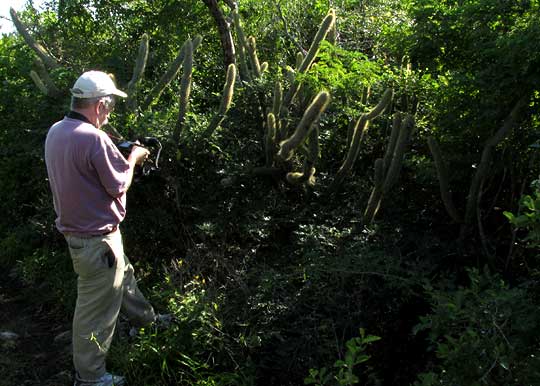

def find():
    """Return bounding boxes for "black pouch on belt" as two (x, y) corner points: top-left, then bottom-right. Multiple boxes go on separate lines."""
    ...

(104, 249), (116, 268)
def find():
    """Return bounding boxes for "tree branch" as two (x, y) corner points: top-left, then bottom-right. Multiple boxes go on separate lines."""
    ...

(461, 95), (529, 237)
(276, 2), (307, 55)
(202, 0), (236, 66)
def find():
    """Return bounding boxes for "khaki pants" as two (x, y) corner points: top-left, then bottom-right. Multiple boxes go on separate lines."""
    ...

(65, 229), (155, 380)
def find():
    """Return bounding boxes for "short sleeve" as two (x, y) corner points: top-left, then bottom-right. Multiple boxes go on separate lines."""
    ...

(90, 133), (130, 197)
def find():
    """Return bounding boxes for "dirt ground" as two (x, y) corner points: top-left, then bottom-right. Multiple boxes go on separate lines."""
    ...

(0, 274), (73, 386)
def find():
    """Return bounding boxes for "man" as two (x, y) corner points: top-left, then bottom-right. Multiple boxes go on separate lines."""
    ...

(45, 71), (157, 386)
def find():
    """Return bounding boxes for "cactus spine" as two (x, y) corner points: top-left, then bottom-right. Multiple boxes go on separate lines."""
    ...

(30, 70), (48, 95)
(327, 16), (338, 45)
(277, 91), (330, 161)
(247, 36), (261, 78)
(286, 124), (320, 187)
(295, 52), (304, 69)
(127, 33), (149, 112)
(205, 63), (237, 137)
(298, 10), (335, 74)
(331, 88), (393, 190)
(142, 35), (202, 110)
(174, 39), (193, 143)
(265, 113), (277, 167)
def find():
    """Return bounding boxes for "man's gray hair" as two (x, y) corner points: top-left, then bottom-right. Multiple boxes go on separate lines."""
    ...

(71, 95), (115, 110)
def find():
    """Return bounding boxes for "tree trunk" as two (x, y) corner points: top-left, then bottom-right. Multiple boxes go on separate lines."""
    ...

(202, 0), (236, 67)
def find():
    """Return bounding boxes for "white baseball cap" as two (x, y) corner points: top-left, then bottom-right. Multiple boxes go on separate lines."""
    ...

(70, 70), (127, 98)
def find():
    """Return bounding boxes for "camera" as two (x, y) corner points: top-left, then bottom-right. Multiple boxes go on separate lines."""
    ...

(115, 137), (162, 176)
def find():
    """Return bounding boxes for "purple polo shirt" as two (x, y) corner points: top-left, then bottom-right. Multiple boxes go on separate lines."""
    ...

(45, 116), (130, 235)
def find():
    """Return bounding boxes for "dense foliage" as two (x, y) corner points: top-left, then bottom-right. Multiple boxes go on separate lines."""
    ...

(1, 0), (539, 385)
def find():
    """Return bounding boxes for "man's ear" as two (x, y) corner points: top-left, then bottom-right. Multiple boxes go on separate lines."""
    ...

(96, 100), (105, 114)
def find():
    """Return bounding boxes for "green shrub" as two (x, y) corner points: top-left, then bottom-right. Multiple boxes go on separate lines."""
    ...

(111, 274), (254, 386)
(504, 179), (540, 249)
(304, 328), (381, 386)
(17, 247), (77, 313)
(414, 268), (540, 386)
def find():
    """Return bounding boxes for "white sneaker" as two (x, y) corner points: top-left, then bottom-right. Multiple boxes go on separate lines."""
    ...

(74, 372), (126, 386)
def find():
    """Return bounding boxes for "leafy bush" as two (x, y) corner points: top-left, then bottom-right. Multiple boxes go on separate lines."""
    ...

(304, 329), (380, 386)
(414, 268), (540, 386)
(504, 179), (540, 249)
(111, 274), (254, 386)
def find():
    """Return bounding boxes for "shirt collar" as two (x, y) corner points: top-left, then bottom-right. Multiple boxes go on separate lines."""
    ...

(66, 110), (92, 124)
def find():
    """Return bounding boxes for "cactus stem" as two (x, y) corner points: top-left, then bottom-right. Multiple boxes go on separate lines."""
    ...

(277, 91), (330, 161)
(205, 63), (237, 137)
(127, 33), (149, 112)
(174, 39), (193, 143)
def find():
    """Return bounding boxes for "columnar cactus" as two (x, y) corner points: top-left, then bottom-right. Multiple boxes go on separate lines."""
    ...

(363, 158), (384, 221)
(282, 9), (336, 112)
(363, 113), (415, 224)
(382, 112), (402, 172)
(265, 113), (277, 167)
(383, 114), (414, 190)
(297, 10), (336, 74)
(286, 165), (316, 187)
(271, 82), (283, 142)
(462, 98), (527, 236)
(247, 36), (262, 78)
(10, 9), (64, 97)
(295, 52), (304, 70)
(327, 16), (338, 45)
(277, 91), (330, 161)
(272, 82), (283, 120)
(230, 10), (336, 187)
(331, 88), (393, 191)
(285, 124), (320, 188)
(231, 12), (267, 82)
(142, 35), (202, 110)
(31, 58), (62, 98)
(204, 63), (237, 138)
(127, 34), (149, 112)
(174, 38), (193, 142)
(232, 10), (252, 82)
(10, 8), (59, 69)
(30, 70), (49, 96)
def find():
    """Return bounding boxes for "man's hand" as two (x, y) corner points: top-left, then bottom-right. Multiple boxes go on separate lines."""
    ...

(123, 145), (150, 191)
(129, 145), (150, 166)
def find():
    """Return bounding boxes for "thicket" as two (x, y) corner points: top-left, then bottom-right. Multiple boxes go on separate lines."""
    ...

(1, 0), (539, 385)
